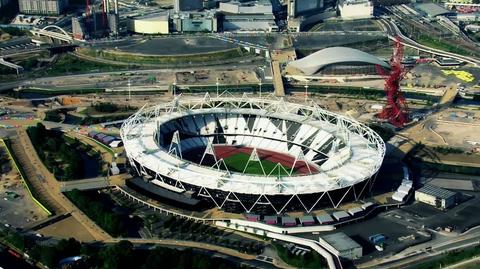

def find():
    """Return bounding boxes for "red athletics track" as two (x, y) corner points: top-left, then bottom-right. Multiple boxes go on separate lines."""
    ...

(213, 145), (318, 175)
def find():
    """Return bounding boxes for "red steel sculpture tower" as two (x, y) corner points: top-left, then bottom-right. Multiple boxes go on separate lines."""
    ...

(377, 36), (409, 127)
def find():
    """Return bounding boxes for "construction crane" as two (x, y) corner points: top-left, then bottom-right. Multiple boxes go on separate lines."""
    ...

(377, 36), (409, 127)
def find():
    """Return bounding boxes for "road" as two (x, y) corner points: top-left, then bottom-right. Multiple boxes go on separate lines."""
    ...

(0, 37), (39, 56)
(0, 60), (262, 93)
(377, 18), (480, 66)
(359, 225), (480, 269)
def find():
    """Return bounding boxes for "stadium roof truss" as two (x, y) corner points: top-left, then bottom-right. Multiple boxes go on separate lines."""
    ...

(121, 93), (386, 213)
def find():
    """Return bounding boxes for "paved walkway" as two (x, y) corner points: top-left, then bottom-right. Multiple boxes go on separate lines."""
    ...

(105, 238), (256, 260)
(13, 129), (111, 241)
(439, 87), (459, 107)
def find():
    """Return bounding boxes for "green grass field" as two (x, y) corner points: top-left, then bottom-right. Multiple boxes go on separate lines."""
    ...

(222, 152), (294, 176)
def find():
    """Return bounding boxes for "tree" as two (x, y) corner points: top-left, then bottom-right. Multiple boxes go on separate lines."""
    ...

(56, 238), (81, 258)
(101, 240), (135, 269)
(46, 138), (57, 152)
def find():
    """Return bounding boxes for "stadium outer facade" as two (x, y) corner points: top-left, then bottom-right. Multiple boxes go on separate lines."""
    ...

(120, 94), (385, 214)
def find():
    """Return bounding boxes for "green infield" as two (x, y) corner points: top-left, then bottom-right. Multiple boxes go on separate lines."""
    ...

(221, 152), (294, 176)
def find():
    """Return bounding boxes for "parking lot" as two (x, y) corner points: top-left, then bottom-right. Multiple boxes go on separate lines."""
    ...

(399, 192), (480, 233)
(117, 37), (238, 55)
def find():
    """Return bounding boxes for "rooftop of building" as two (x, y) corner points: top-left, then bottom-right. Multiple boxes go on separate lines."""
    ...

(321, 232), (362, 251)
(287, 47), (390, 76)
(131, 12), (169, 21)
(416, 184), (457, 199)
(416, 3), (453, 17)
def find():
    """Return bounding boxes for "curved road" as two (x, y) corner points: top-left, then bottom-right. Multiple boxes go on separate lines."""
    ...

(378, 18), (480, 66)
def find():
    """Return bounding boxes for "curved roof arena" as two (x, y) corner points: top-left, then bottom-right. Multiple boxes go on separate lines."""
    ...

(287, 47), (390, 75)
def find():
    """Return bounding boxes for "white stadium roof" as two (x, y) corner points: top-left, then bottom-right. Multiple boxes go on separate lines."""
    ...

(120, 94), (385, 196)
(287, 47), (390, 75)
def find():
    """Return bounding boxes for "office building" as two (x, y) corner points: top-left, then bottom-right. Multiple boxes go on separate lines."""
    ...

(174, 11), (217, 32)
(18, 0), (68, 15)
(174, 0), (203, 13)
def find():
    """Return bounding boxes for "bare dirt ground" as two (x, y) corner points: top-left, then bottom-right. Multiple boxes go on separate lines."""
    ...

(402, 109), (480, 151)
(175, 69), (259, 85)
(37, 215), (95, 242)
(0, 145), (49, 228)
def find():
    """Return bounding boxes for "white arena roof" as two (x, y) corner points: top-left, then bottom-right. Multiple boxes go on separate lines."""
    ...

(120, 94), (385, 196)
(287, 47), (390, 75)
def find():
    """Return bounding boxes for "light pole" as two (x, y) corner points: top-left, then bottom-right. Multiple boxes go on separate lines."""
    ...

(172, 80), (177, 97)
(258, 81), (262, 98)
(304, 80), (309, 103)
(127, 79), (131, 101)
(216, 77), (219, 97)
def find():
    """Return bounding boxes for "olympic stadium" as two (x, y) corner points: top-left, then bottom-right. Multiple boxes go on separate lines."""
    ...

(120, 94), (385, 214)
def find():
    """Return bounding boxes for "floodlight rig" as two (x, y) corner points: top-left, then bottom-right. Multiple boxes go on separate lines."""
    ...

(376, 36), (409, 127)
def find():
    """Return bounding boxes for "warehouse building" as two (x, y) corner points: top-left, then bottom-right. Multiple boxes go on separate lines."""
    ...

(319, 232), (362, 260)
(415, 3), (454, 18)
(415, 184), (457, 210)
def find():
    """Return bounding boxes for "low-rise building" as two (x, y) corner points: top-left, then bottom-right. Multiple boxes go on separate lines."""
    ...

(319, 232), (362, 260)
(281, 216), (297, 227)
(264, 215), (278, 225)
(316, 213), (334, 224)
(299, 215), (315, 226)
(332, 210), (350, 222)
(415, 184), (457, 209)
(347, 207), (363, 216)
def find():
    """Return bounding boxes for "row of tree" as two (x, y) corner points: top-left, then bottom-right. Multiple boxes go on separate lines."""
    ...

(27, 123), (102, 180)
(153, 216), (264, 255)
(0, 227), (250, 269)
(273, 242), (327, 269)
(91, 102), (135, 114)
(65, 190), (138, 237)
